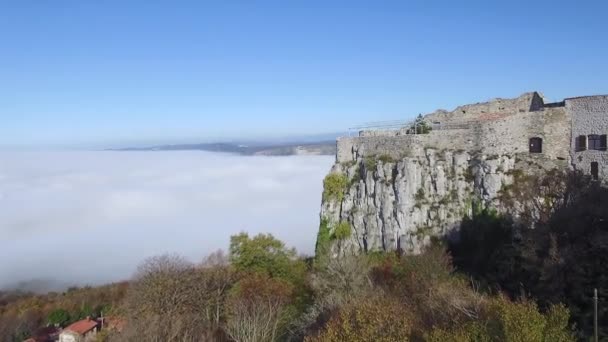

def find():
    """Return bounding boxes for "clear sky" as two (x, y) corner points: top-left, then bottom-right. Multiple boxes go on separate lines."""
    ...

(1, 0), (607, 148)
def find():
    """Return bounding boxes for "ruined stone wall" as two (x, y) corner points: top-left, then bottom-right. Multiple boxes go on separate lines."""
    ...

(336, 130), (473, 163)
(424, 92), (545, 124)
(477, 106), (570, 160)
(337, 105), (570, 164)
(568, 95), (608, 176)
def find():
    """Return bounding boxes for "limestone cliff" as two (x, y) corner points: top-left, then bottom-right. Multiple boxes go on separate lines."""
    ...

(318, 149), (519, 256)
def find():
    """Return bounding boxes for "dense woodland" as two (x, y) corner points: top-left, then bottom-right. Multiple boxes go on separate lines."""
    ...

(0, 170), (606, 341)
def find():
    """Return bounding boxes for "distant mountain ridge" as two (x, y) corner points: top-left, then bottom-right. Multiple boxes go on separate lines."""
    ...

(110, 140), (337, 156)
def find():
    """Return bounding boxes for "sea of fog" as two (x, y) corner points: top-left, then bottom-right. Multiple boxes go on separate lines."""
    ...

(0, 151), (334, 291)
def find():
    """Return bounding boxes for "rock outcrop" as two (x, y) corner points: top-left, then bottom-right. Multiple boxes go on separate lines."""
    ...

(319, 148), (518, 256)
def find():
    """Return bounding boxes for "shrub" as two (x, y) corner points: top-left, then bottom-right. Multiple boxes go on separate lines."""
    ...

(332, 222), (351, 240)
(378, 154), (395, 163)
(305, 296), (412, 342)
(543, 304), (575, 342)
(426, 321), (491, 342)
(487, 296), (575, 342)
(425, 296), (574, 342)
(315, 218), (332, 265)
(322, 173), (349, 202)
(490, 296), (546, 342)
(364, 156), (378, 170)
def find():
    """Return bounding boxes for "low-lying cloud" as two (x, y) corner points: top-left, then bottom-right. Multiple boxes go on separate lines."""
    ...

(0, 151), (334, 290)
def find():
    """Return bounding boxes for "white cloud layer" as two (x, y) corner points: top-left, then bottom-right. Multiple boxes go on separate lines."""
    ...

(0, 151), (334, 290)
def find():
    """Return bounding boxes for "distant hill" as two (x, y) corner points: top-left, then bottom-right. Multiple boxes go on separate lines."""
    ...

(110, 140), (337, 156)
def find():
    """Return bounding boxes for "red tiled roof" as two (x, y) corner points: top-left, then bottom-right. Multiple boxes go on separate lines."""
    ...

(64, 319), (98, 335)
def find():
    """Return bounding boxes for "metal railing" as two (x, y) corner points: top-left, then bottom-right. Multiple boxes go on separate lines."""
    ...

(347, 119), (479, 136)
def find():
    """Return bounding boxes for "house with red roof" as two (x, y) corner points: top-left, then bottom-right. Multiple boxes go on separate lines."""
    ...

(58, 317), (99, 342)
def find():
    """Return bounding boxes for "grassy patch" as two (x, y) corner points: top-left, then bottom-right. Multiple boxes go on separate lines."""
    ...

(378, 154), (395, 164)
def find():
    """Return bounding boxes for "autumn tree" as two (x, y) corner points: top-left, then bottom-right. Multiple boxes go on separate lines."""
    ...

(305, 296), (412, 342)
(225, 274), (294, 342)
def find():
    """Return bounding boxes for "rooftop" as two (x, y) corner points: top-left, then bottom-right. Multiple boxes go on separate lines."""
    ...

(64, 318), (98, 335)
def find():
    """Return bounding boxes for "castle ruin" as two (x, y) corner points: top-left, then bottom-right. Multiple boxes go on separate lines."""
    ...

(337, 92), (608, 179)
(320, 92), (608, 255)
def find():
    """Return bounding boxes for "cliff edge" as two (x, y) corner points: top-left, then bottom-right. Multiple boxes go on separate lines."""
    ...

(316, 92), (572, 258)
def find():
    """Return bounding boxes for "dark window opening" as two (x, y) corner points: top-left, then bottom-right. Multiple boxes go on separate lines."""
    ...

(529, 137), (542, 153)
(589, 135), (601, 150)
(588, 134), (607, 151)
(576, 135), (587, 152)
(591, 162), (599, 180)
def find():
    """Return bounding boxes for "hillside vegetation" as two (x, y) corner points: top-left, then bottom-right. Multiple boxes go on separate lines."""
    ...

(1, 171), (605, 341)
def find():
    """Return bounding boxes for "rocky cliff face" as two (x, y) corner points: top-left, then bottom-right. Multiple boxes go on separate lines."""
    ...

(318, 148), (519, 256)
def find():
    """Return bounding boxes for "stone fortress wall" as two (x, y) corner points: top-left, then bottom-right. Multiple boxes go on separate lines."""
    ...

(337, 92), (605, 176)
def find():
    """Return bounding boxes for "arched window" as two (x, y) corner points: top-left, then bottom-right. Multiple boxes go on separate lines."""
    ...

(529, 137), (542, 153)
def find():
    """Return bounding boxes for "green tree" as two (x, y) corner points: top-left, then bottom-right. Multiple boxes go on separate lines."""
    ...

(409, 114), (431, 134)
(47, 308), (70, 326)
(229, 232), (312, 321)
(75, 303), (95, 320)
(229, 232), (306, 284)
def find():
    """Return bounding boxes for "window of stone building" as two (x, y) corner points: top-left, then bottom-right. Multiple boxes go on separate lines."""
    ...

(576, 135), (587, 151)
(587, 134), (608, 151)
(529, 137), (542, 153)
(591, 162), (599, 180)
(588, 134), (607, 151)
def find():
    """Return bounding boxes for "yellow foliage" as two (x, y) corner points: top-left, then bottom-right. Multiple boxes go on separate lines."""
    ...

(424, 297), (575, 342)
(490, 296), (546, 342)
(426, 321), (491, 342)
(305, 296), (411, 342)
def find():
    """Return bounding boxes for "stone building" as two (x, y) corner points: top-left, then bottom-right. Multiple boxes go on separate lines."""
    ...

(58, 318), (99, 342)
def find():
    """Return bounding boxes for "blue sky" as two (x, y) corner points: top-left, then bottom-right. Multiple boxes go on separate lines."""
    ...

(1, 1), (607, 148)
